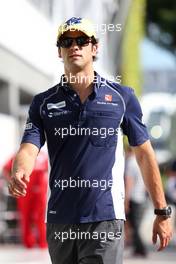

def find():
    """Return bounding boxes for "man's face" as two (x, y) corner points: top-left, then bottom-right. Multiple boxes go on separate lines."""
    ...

(58, 30), (98, 72)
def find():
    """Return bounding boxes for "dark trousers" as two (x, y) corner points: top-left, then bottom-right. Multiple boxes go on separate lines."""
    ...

(128, 200), (147, 255)
(47, 220), (124, 264)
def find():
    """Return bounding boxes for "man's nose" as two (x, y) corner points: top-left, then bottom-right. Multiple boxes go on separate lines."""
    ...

(70, 39), (79, 49)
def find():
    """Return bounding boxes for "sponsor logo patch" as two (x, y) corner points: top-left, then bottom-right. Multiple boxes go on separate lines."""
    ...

(49, 210), (56, 214)
(105, 94), (112, 102)
(25, 123), (32, 130)
(47, 101), (66, 110)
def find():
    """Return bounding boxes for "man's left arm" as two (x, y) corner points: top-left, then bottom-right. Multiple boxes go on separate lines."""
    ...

(133, 140), (173, 251)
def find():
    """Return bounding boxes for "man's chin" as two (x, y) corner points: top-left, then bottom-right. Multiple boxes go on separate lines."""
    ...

(69, 61), (84, 70)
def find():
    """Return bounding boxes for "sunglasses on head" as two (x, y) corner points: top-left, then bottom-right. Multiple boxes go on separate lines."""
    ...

(57, 36), (96, 48)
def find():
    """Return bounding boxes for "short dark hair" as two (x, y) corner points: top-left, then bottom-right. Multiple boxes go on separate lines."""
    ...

(91, 37), (98, 61)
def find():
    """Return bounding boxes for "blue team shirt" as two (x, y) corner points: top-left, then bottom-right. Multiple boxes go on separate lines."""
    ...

(22, 72), (149, 223)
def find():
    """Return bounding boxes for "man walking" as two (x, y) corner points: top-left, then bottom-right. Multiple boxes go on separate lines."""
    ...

(8, 17), (172, 264)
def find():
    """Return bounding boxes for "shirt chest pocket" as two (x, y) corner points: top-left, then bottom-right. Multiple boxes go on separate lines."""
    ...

(86, 111), (121, 148)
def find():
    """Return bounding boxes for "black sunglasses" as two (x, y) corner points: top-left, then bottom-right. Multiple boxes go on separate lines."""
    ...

(57, 36), (95, 48)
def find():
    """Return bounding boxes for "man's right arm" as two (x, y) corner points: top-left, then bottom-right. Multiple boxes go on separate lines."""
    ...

(8, 143), (39, 198)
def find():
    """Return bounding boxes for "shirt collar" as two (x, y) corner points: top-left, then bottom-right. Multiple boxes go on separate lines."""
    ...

(93, 71), (102, 93)
(59, 71), (102, 95)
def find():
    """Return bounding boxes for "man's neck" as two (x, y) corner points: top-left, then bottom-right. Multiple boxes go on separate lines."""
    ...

(64, 67), (95, 95)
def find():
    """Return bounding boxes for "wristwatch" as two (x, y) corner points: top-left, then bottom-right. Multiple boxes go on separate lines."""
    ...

(154, 206), (172, 218)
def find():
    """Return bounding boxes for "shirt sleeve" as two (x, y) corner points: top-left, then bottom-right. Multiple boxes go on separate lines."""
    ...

(21, 95), (45, 149)
(121, 88), (149, 146)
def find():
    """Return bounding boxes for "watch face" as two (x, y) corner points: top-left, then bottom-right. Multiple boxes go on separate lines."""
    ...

(167, 206), (172, 215)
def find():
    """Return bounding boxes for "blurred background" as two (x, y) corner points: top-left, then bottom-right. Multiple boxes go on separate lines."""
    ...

(0, 0), (176, 263)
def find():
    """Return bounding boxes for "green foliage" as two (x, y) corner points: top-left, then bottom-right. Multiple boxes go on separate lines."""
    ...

(146, 0), (176, 51)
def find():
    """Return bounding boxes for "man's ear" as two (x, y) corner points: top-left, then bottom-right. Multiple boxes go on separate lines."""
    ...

(92, 43), (99, 57)
(58, 48), (62, 58)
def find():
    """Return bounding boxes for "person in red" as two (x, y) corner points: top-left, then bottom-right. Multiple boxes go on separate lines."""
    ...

(3, 151), (48, 248)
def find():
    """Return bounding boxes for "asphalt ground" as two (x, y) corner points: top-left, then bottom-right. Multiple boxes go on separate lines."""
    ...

(0, 244), (175, 264)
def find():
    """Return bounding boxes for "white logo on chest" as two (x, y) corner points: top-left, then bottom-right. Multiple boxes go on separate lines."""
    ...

(47, 101), (66, 110)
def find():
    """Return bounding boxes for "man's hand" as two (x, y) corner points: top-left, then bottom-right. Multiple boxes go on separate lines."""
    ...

(8, 169), (29, 198)
(8, 143), (39, 198)
(152, 216), (173, 251)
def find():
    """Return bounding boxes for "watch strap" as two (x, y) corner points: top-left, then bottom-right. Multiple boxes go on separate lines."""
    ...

(154, 206), (172, 216)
